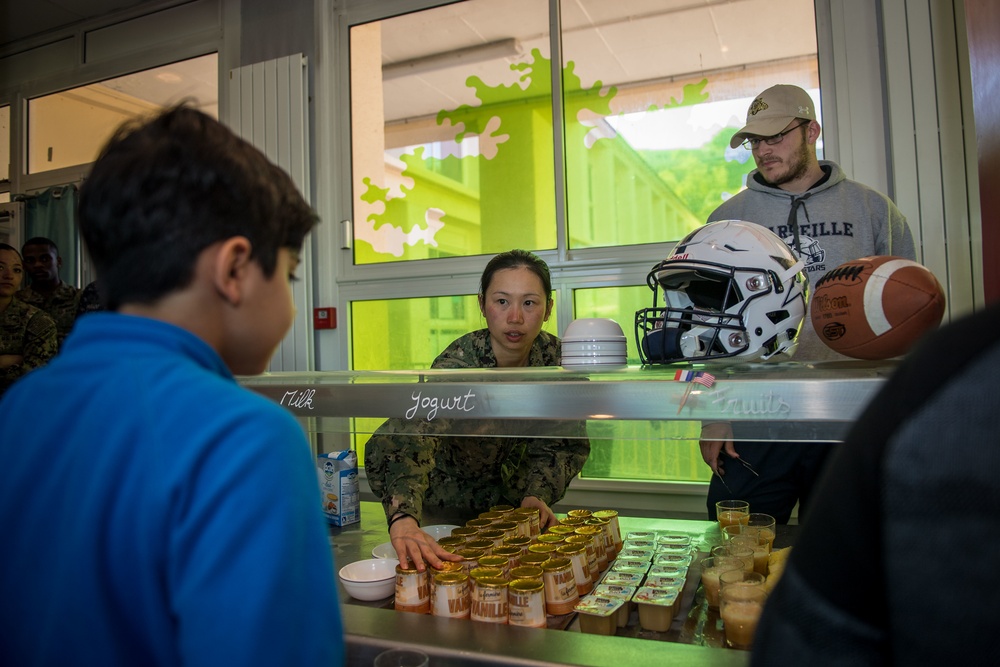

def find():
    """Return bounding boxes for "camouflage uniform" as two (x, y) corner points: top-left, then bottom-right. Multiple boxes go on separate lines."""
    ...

(0, 299), (58, 395)
(18, 282), (81, 349)
(365, 329), (590, 524)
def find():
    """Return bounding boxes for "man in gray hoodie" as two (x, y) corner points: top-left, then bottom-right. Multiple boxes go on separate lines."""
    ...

(700, 84), (917, 523)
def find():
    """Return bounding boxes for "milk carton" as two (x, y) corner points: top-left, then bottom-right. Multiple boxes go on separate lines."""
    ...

(317, 450), (360, 526)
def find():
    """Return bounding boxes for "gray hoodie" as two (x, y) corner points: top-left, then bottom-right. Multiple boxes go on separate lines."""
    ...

(708, 160), (916, 361)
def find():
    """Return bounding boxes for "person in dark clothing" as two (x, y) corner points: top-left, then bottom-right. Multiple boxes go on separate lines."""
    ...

(752, 303), (1000, 665)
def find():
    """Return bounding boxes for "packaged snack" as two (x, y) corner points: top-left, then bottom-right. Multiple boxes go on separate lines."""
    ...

(575, 595), (623, 635)
(633, 586), (681, 632)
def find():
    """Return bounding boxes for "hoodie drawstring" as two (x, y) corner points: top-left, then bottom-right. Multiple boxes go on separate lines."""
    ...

(786, 193), (813, 256)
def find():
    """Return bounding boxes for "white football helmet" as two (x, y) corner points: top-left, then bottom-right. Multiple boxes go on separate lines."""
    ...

(635, 220), (809, 364)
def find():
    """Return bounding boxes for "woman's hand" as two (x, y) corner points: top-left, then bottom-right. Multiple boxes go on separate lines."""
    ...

(699, 422), (738, 476)
(520, 496), (557, 531)
(388, 514), (462, 571)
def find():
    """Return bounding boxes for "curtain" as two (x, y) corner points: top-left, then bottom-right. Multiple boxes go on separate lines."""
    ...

(23, 184), (79, 285)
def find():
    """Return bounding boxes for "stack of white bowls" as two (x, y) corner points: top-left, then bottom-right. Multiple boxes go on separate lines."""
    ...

(561, 318), (628, 369)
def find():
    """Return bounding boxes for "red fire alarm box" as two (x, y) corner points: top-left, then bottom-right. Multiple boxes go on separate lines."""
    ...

(313, 307), (336, 330)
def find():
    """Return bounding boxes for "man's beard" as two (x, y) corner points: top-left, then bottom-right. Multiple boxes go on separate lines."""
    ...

(757, 137), (811, 187)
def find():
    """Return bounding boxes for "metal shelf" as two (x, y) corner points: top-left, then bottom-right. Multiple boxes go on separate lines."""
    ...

(239, 361), (894, 443)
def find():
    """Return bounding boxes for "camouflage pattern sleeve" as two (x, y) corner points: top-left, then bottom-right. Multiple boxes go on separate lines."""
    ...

(0, 302), (57, 392)
(528, 329), (563, 366)
(364, 416), (451, 524)
(16, 283), (80, 348)
(432, 329), (497, 369)
(431, 329), (589, 507)
(519, 427), (591, 506)
(20, 309), (58, 372)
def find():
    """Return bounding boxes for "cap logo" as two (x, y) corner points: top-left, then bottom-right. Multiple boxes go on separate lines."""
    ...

(798, 105), (811, 115)
(748, 97), (768, 117)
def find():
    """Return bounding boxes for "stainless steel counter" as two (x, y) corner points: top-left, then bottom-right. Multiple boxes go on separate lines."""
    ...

(242, 361), (894, 442)
(333, 502), (755, 667)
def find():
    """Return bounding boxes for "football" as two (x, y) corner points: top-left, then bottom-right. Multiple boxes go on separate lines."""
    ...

(810, 256), (946, 360)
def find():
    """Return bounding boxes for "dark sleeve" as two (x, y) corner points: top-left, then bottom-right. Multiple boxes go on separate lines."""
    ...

(753, 304), (1000, 664)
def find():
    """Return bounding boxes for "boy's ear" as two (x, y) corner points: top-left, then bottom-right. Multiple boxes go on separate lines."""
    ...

(213, 236), (253, 306)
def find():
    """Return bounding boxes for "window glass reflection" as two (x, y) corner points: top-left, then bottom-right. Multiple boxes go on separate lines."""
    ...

(27, 54), (217, 174)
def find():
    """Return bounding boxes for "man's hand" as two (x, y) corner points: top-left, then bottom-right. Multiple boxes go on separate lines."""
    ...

(521, 496), (557, 531)
(388, 515), (462, 572)
(699, 422), (739, 476)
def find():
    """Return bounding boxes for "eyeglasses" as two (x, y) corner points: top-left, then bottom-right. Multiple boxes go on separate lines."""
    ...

(741, 121), (809, 150)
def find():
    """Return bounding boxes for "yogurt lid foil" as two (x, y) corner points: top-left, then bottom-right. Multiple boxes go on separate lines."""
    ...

(624, 539), (656, 550)
(656, 533), (692, 547)
(653, 553), (692, 568)
(601, 571), (644, 586)
(655, 543), (692, 556)
(648, 564), (688, 579)
(626, 531), (657, 541)
(612, 559), (651, 574)
(575, 595), (624, 617)
(633, 586), (680, 606)
(593, 583), (636, 600)
(644, 575), (684, 590)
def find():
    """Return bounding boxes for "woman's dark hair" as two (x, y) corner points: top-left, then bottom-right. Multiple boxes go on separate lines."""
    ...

(479, 249), (552, 300)
(0, 243), (21, 259)
(78, 104), (318, 310)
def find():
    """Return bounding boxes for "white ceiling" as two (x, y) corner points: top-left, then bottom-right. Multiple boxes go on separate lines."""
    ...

(4, 0), (817, 125)
(377, 0), (816, 122)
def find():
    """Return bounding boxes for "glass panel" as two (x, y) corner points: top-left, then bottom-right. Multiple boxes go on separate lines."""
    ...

(351, 294), (560, 462)
(350, 0), (554, 265)
(27, 54), (218, 174)
(0, 105), (9, 183)
(572, 284), (706, 482)
(561, 0), (819, 249)
(352, 295), (485, 371)
(345, 0), (822, 485)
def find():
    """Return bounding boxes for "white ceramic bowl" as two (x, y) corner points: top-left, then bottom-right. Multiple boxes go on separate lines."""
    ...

(562, 357), (627, 365)
(562, 355), (628, 367)
(560, 349), (627, 359)
(422, 524), (459, 541)
(371, 525), (459, 559)
(562, 318), (626, 341)
(562, 340), (628, 354)
(372, 541), (396, 559)
(339, 557), (397, 601)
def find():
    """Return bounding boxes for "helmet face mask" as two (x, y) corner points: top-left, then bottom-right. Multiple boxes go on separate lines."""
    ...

(635, 220), (809, 364)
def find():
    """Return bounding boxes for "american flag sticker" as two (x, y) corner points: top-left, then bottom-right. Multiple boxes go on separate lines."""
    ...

(692, 372), (716, 388)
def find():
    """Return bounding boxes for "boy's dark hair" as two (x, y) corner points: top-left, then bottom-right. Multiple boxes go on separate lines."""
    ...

(479, 249), (553, 300)
(78, 105), (318, 310)
(22, 237), (58, 253)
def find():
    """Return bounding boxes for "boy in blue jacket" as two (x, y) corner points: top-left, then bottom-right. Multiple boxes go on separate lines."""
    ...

(0, 106), (344, 666)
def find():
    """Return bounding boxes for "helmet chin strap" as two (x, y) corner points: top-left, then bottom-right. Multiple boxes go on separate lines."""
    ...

(777, 259), (805, 285)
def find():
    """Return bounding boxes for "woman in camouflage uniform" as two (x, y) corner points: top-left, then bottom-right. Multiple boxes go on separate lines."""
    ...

(0, 244), (57, 396)
(366, 250), (590, 570)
